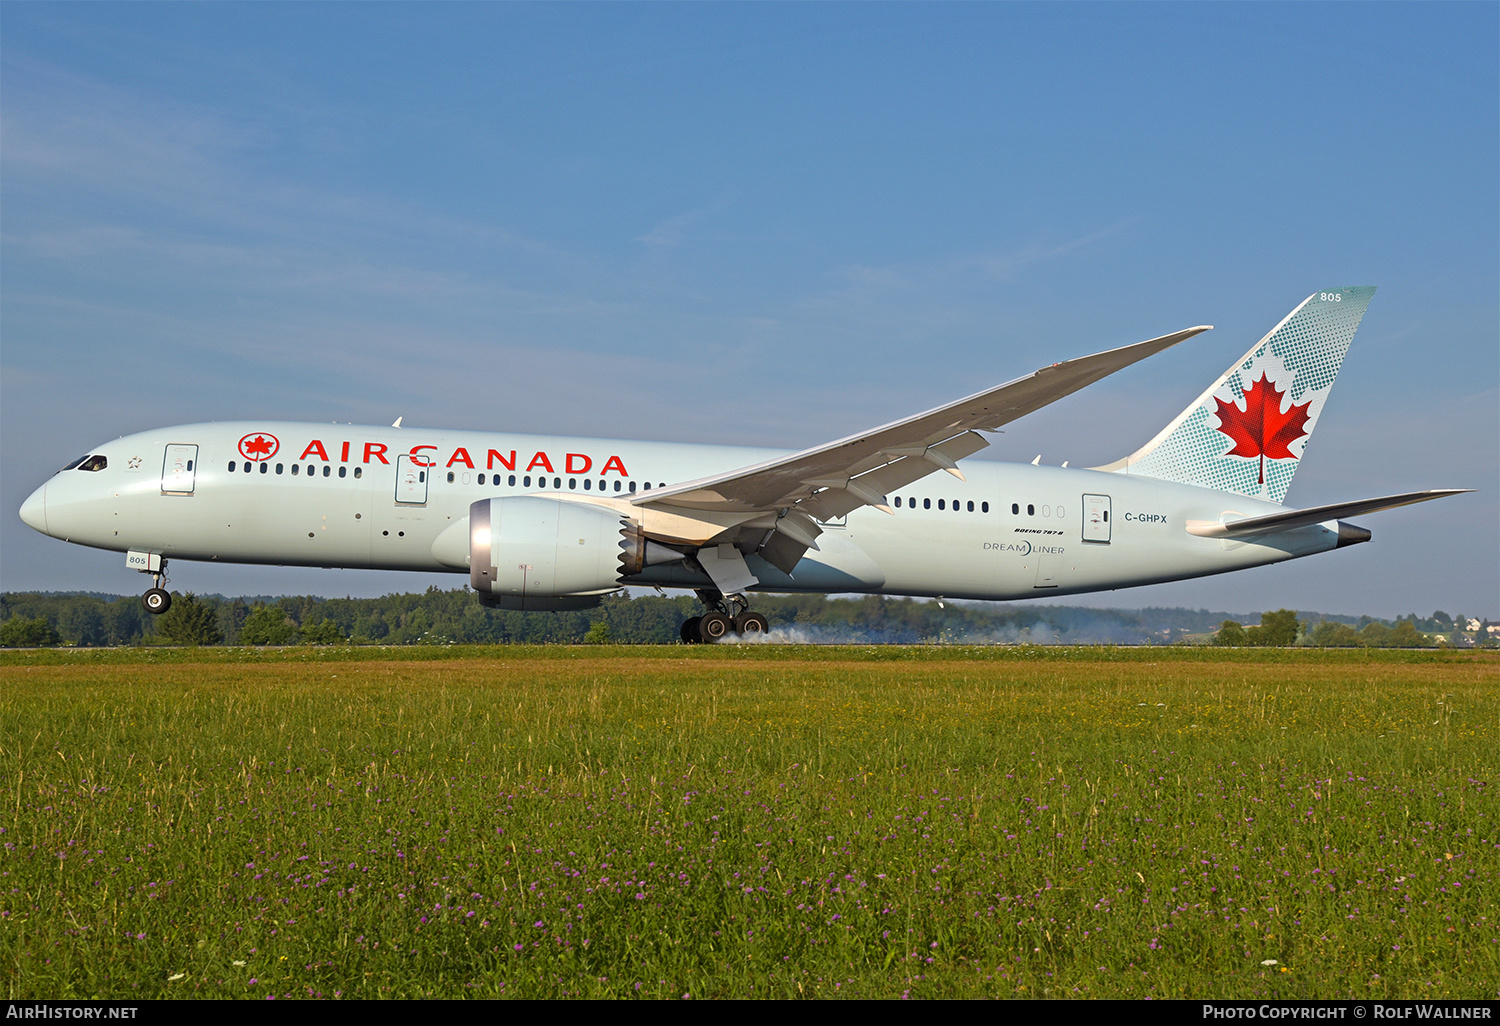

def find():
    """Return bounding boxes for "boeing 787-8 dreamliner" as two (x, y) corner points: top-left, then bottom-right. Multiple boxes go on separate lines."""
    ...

(18, 287), (1466, 641)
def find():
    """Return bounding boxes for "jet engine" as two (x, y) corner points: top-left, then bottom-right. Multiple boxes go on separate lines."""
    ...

(434, 497), (625, 610)
(431, 497), (693, 611)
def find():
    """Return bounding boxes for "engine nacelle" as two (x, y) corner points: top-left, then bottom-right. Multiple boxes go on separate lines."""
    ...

(477, 591), (604, 612)
(435, 497), (625, 611)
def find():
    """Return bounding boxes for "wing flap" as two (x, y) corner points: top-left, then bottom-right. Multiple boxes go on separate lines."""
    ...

(797, 431), (991, 522)
(759, 529), (810, 574)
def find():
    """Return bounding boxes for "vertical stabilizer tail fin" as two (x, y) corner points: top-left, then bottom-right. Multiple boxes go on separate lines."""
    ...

(1092, 287), (1375, 503)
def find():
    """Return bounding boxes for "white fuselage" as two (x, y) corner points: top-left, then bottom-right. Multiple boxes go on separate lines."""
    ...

(21, 421), (1343, 601)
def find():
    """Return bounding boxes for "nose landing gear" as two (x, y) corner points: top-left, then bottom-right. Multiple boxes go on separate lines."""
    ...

(680, 590), (770, 643)
(138, 557), (172, 615)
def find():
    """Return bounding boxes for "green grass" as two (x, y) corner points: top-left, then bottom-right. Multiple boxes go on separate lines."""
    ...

(2, 646), (1495, 999)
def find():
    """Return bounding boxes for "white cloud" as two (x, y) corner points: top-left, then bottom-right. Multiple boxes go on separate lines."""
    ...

(634, 199), (732, 250)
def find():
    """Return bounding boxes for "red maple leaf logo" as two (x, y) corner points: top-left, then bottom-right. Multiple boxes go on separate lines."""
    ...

(1213, 373), (1311, 484)
(238, 432), (279, 461)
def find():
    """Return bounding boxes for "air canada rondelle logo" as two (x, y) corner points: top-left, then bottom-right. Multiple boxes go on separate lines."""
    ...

(238, 432), (280, 462)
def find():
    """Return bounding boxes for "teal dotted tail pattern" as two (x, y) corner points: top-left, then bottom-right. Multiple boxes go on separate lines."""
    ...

(1123, 287), (1375, 504)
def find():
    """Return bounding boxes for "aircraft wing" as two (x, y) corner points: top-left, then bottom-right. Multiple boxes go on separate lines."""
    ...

(1185, 489), (1473, 538)
(629, 325), (1210, 575)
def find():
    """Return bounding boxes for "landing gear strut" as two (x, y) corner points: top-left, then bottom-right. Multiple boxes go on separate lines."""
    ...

(680, 590), (770, 644)
(140, 559), (171, 615)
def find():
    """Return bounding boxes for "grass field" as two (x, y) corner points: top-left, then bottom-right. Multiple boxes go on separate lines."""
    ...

(2, 645), (1495, 999)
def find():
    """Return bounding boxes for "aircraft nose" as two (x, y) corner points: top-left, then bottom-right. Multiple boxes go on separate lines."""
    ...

(19, 483), (47, 534)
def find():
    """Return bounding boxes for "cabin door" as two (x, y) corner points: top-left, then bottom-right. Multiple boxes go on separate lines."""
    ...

(395, 454), (429, 505)
(1082, 494), (1111, 542)
(161, 444), (198, 495)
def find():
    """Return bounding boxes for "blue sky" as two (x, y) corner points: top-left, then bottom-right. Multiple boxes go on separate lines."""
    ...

(2, 3), (1495, 619)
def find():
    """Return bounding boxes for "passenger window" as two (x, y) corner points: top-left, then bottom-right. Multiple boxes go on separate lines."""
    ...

(554, 477), (561, 489)
(259, 462), (268, 474)
(583, 478), (591, 490)
(1012, 503), (1019, 515)
(613, 480), (621, 492)
(1027, 504), (1034, 516)
(523, 476), (531, 487)
(967, 500), (974, 512)
(630, 481), (637, 493)
(229, 461), (237, 472)
(291, 464), (298, 475)
(894, 497), (902, 508)
(323, 466), (331, 478)
(339, 466), (347, 478)
(982, 502), (989, 513)
(447, 472), (455, 483)
(244, 462), (253, 473)
(938, 499), (945, 510)
(508, 475), (516, 486)
(923, 498), (931, 510)
(354, 467), (362, 479)
(276, 463), (284, 475)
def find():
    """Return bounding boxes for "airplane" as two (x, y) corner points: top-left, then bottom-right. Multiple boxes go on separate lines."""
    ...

(18, 287), (1468, 643)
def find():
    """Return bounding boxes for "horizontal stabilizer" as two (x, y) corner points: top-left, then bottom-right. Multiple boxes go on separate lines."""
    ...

(1186, 489), (1472, 538)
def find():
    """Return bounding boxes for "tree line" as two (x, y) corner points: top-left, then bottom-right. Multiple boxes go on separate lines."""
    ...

(1, 589), (1491, 648)
(1213, 609), (1493, 648)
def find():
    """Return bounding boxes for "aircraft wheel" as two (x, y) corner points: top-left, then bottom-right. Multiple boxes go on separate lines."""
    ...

(680, 616), (702, 644)
(143, 588), (172, 615)
(698, 612), (733, 643)
(735, 612), (769, 636)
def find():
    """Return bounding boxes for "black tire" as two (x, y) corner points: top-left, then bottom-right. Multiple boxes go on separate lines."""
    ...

(735, 612), (769, 635)
(680, 616), (702, 644)
(143, 588), (172, 615)
(699, 612), (732, 642)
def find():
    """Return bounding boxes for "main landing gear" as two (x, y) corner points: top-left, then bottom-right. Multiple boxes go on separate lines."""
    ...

(140, 559), (172, 615)
(680, 590), (770, 644)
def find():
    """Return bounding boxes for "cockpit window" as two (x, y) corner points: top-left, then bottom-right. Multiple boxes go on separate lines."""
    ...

(76, 455), (108, 472)
(60, 455), (89, 472)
